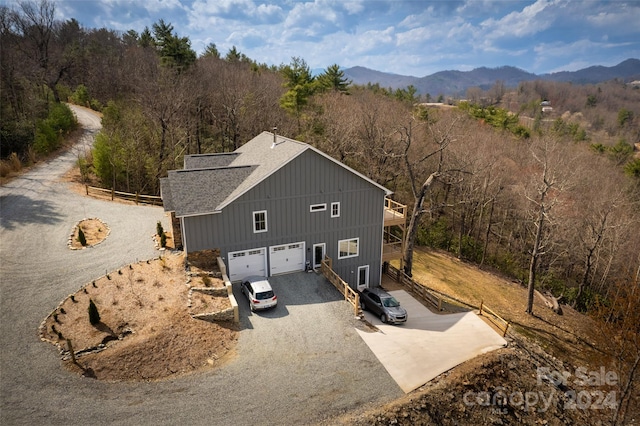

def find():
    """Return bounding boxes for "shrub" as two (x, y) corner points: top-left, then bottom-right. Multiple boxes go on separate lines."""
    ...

(77, 227), (87, 246)
(160, 232), (167, 248)
(32, 103), (77, 155)
(0, 161), (11, 178)
(624, 159), (640, 179)
(88, 299), (100, 325)
(70, 84), (90, 107)
(9, 152), (21, 171)
(33, 120), (58, 155)
(89, 98), (103, 111)
(47, 102), (76, 133)
(156, 221), (164, 236)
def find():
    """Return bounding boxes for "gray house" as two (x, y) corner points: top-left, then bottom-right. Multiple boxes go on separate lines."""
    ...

(160, 131), (405, 290)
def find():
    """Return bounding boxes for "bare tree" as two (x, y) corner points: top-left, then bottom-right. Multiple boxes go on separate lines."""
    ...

(395, 108), (462, 276)
(523, 136), (578, 314)
(591, 275), (640, 426)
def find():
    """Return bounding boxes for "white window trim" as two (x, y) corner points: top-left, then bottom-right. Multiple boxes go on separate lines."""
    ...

(357, 265), (370, 289)
(331, 202), (340, 218)
(338, 237), (359, 259)
(310, 203), (327, 212)
(313, 243), (326, 269)
(253, 210), (268, 233)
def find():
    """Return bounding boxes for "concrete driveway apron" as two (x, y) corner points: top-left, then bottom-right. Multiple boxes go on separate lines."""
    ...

(357, 290), (507, 393)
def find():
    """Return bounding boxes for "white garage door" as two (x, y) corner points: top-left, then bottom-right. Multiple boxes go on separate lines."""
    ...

(228, 248), (267, 282)
(269, 242), (305, 276)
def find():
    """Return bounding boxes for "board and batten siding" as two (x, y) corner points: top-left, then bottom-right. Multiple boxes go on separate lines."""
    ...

(181, 149), (387, 288)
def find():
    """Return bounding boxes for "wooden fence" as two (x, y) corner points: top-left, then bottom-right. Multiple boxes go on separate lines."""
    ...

(85, 185), (163, 206)
(320, 256), (360, 316)
(479, 300), (510, 337)
(386, 264), (443, 311)
(386, 264), (510, 336)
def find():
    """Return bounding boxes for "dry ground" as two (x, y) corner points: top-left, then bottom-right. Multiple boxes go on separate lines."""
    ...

(392, 248), (601, 367)
(39, 250), (237, 382)
(328, 249), (623, 425)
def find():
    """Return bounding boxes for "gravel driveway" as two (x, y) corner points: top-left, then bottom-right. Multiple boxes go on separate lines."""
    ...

(0, 106), (402, 425)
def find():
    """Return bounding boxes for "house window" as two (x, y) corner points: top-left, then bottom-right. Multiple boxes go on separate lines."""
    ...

(310, 203), (326, 212)
(331, 202), (340, 218)
(253, 210), (267, 233)
(338, 238), (359, 259)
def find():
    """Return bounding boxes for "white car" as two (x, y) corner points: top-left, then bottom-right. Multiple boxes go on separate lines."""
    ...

(241, 276), (277, 311)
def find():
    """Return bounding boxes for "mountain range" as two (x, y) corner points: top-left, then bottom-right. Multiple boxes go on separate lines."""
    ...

(342, 58), (640, 97)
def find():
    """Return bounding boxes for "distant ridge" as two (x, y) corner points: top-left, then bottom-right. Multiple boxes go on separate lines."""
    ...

(343, 59), (640, 96)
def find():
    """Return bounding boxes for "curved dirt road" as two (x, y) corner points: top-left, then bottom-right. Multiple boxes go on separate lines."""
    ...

(0, 106), (401, 425)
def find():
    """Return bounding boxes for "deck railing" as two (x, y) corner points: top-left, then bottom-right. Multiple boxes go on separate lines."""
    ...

(320, 256), (360, 316)
(384, 197), (406, 216)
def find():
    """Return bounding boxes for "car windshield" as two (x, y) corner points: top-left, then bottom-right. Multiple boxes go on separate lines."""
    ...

(256, 290), (274, 300)
(382, 296), (400, 308)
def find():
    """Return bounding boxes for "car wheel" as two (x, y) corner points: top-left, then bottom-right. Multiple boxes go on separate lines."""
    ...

(360, 299), (366, 311)
(380, 313), (387, 323)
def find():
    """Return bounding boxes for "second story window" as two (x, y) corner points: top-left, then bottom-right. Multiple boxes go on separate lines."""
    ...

(310, 203), (327, 212)
(331, 202), (340, 218)
(253, 210), (267, 233)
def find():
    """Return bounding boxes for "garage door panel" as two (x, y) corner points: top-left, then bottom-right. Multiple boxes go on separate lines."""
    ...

(269, 242), (305, 275)
(228, 248), (266, 282)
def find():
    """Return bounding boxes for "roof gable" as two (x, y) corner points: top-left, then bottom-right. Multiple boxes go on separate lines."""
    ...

(162, 131), (391, 217)
(162, 165), (256, 217)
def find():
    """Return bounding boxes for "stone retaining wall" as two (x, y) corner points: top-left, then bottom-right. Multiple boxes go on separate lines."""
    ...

(187, 272), (239, 324)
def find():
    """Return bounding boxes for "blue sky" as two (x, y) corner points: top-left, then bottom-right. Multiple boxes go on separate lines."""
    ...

(8, 0), (640, 76)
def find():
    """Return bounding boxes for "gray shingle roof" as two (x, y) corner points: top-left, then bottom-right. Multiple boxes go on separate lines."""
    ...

(162, 131), (391, 217)
(184, 153), (239, 169)
(162, 165), (257, 217)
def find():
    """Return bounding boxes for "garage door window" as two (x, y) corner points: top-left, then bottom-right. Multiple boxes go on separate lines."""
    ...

(338, 238), (359, 259)
(253, 210), (268, 233)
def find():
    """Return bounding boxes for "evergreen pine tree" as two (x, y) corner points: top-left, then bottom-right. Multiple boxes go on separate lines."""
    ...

(78, 227), (87, 246)
(88, 299), (100, 325)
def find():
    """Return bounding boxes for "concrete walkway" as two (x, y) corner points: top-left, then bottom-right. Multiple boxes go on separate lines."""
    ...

(357, 290), (507, 393)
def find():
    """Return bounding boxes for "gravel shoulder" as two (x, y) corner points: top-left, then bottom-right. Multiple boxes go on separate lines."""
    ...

(0, 105), (402, 425)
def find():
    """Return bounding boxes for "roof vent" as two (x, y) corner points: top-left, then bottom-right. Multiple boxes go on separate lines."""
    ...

(271, 126), (278, 149)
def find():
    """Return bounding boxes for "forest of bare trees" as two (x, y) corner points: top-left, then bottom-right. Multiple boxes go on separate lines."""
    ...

(2, 1), (639, 422)
(3, 0), (639, 308)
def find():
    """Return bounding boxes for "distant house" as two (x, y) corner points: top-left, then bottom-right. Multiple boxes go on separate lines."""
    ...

(541, 100), (553, 113)
(160, 131), (405, 290)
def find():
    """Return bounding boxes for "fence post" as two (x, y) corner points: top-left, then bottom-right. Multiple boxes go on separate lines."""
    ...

(67, 339), (76, 364)
(479, 300), (484, 315)
(437, 298), (442, 311)
(111, 187), (114, 201)
(85, 185), (89, 195)
(503, 323), (509, 337)
(135, 191), (139, 205)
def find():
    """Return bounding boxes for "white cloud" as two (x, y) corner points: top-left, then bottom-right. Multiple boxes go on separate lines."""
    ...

(341, 0), (365, 15)
(585, 3), (640, 35)
(346, 26), (396, 56)
(481, 0), (559, 39)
